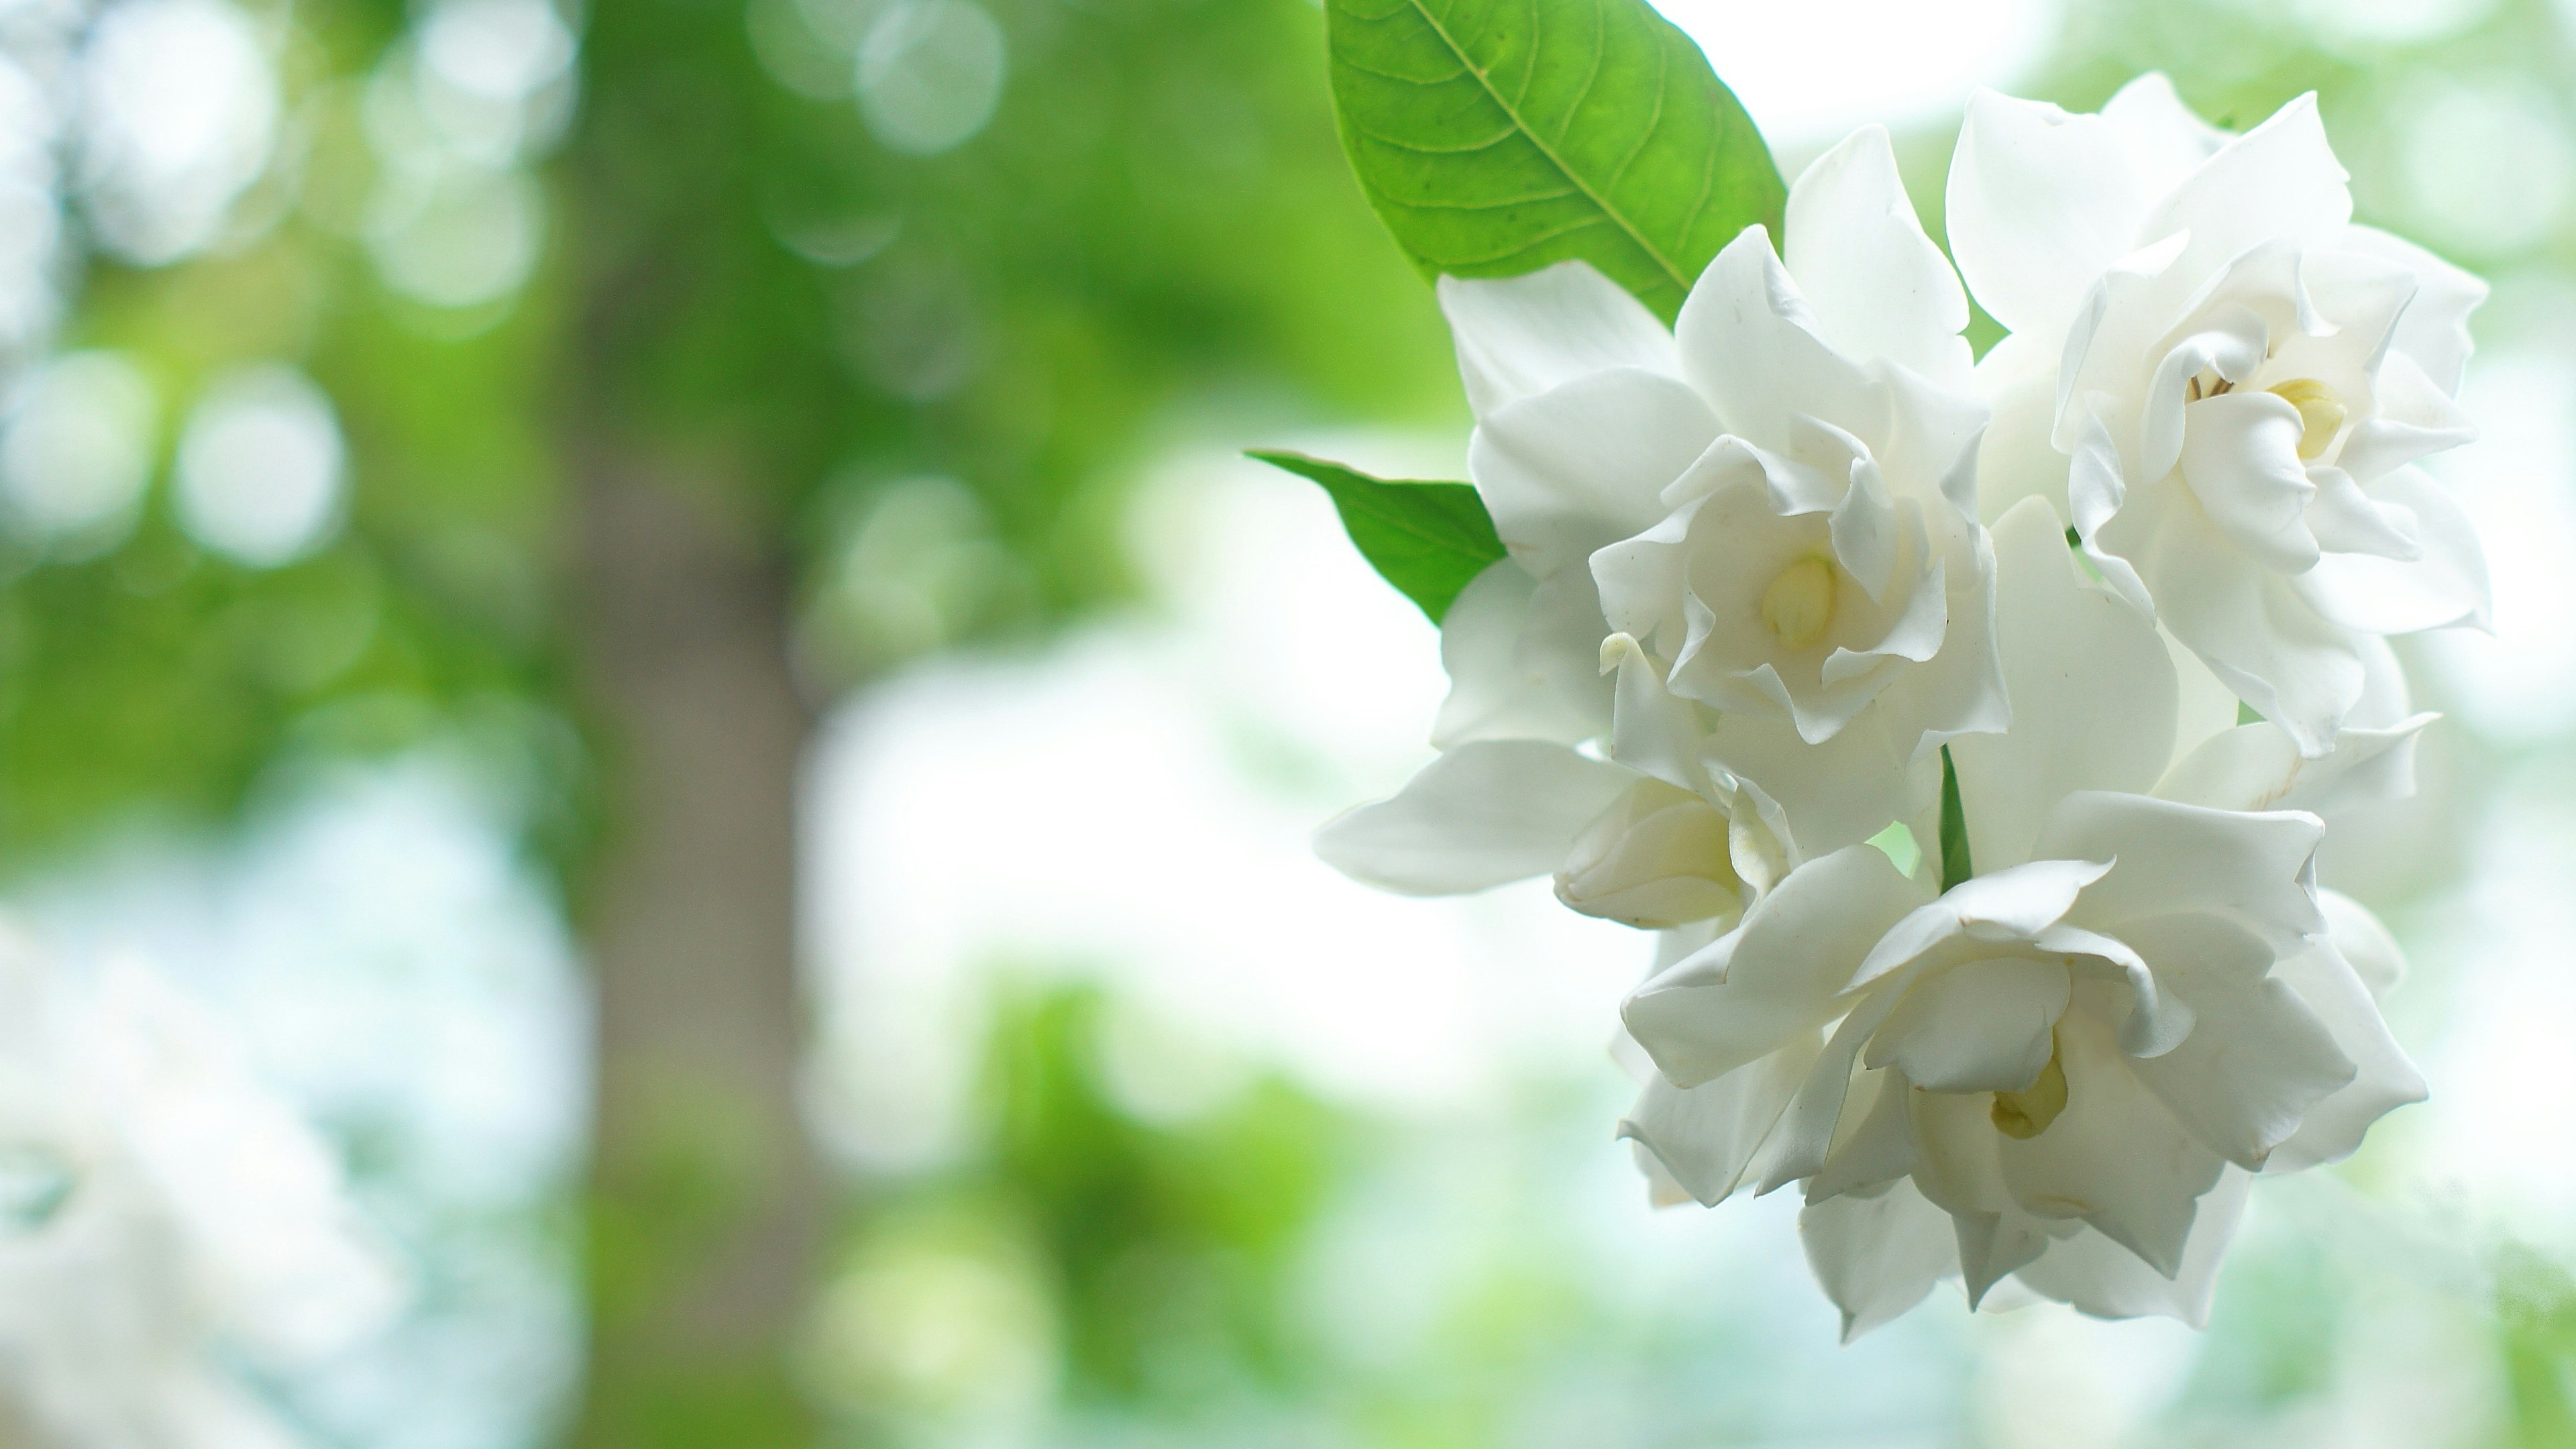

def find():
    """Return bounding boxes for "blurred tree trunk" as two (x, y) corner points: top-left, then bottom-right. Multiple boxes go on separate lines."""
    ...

(570, 459), (824, 1444)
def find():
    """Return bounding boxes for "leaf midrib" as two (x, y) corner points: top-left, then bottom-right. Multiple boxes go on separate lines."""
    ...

(1397, 0), (1691, 296)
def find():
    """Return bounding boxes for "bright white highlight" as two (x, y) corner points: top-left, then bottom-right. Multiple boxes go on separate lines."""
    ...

(0, 351), (156, 548)
(2397, 74), (2574, 258)
(420, 0), (576, 102)
(368, 165), (546, 309)
(857, 0), (1007, 156)
(2426, 350), (2576, 741)
(1653, 0), (2051, 146)
(173, 365), (347, 568)
(77, 0), (279, 264)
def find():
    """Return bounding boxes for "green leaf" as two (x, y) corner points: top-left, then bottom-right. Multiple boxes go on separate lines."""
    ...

(1248, 449), (1505, 624)
(1326, 0), (1786, 322)
(1938, 745), (1972, 895)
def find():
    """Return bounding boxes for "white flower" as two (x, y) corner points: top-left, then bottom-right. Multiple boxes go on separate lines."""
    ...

(1953, 74), (2489, 753)
(1587, 128), (2006, 851)
(1377, 123), (2003, 871)
(1617, 498), (2425, 1336)
(0, 929), (404, 1447)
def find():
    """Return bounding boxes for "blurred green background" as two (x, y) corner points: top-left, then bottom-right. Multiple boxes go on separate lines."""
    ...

(7, 0), (2576, 1443)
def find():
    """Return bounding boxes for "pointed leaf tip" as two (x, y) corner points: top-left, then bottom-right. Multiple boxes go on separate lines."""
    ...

(1248, 448), (1505, 625)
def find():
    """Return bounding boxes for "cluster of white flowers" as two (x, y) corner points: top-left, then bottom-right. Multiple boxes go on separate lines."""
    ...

(1317, 78), (2482, 1336)
(0, 927), (403, 1444)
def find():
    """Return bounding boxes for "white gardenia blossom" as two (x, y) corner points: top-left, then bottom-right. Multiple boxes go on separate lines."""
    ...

(1587, 127), (2004, 851)
(1617, 500), (2426, 1336)
(1955, 74), (2489, 754)
(1319, 123), (2006, 921)
(1305, 74), (2465, 1340)
(0, 928), (404, 1447)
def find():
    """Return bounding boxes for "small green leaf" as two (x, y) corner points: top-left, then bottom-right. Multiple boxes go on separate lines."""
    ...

(1938, 745), (1972, 894)
(1249, 449), (1505, 625)
(1326, 0), (1786, 322)
(2237, 700), (2266, 726)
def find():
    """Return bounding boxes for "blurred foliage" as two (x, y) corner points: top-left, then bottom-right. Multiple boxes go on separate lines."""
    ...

(976, 983), (1352, 1403)
(0, 0), (1465, 877)
(571, 0), (1461, 677)
(2500, 1245), (2576, 1448)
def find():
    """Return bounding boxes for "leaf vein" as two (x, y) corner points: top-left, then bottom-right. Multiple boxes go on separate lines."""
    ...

(1395, 0), (1692, 295)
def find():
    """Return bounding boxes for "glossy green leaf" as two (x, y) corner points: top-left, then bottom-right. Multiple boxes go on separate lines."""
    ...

(1326, 0), (1786, 321)
(1249, 449), (1504, 624)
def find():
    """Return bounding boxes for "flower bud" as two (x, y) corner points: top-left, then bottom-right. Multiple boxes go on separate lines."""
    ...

(1554, 780), (1744, 929)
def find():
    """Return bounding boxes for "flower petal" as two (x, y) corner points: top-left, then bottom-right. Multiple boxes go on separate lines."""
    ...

(2168, 621), (2245, 760)
(2106, 476), (2365, 754)
(2322, 885), (2404, 999)
(2100, 73), (2229, 195)
(1883, 361), (1992, 521)
(2291, 466), (2491, 635)
(1974, 333), (2075, 527)
(1947, 89), (2149, 340)
(2039, 790), (2329, 950)
(2305, 466), (2421, 561)
(1438, 262), (1681, 417)
(1430, 561), (1611, 749)
(2063, 398), (2157, 612)
(1759, 965), (1927, 1193)
(2335, 351), (2477, 484)
(1470, 369), (1720, 580)
(1866, 955), (2071, 1093)
(2010, 1167), (2250, 1326)
(2343, 225), (2487, 396)
(1949, 497), (2179, 872)
(1708, 706), (1936, 855)
(1878, 521), (2012, 757)
(1783, 124), (1973, 388)
(1624, 843), (1932, 1087)
(2177, 391), (2322, 574)
(2143, 92), (2353, 285)
(1906, 1086), (2055, 1306)
(2263, 911), (2424, 1172)
(2153, 712), (2436, 818)
(1996, 1010), (2225, 1277)
(1807, 1064), (1921, 1202)
(1849, 857), (2112, 994)
(2121, 913), (2355, 1169)
(1619, 1035), (1822, 1205)
(1799, 1177), (1960, 1342)
(1313, 740), (1633, 895)
(1675, 226), (1874, 453)
(1601, 633), (1707, 794)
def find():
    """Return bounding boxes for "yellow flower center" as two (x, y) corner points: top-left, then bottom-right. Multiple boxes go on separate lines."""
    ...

(2267, 378), (2347, 461)
(1990, 1043), (2068, 1140)
(1760, 556), (1837, 650)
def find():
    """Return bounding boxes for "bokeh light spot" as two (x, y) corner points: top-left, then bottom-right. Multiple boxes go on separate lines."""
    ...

(0, 351), (158, 550)
(855, 0), (1006, 156)
(172, 365), (347, 568)
(2397, 76), (2573, 259)
(77, 0), (279, 264)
